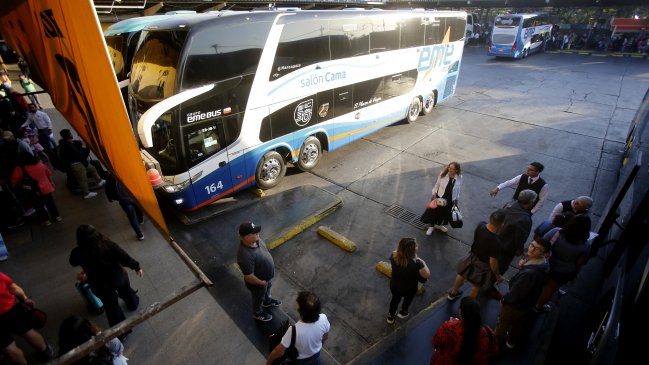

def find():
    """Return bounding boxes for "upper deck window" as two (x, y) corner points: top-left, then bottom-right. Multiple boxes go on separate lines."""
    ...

(130, 30), (187, 101)
(495, 17), (521, 28)
(182, 21), (269, 89)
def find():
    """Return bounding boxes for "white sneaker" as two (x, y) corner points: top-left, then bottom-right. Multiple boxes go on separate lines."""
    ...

(96, 179), (106, 187)
(434, 225), (448, 233)
(426, 227), (434, 235)
(84, 191), (98, 199)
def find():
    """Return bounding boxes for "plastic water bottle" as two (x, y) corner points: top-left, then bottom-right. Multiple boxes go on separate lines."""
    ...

(0, 233), (8, 261)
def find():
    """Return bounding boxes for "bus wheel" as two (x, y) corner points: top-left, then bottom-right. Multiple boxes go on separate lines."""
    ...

(407, 97), (421, 123)
(422, 93), (435, 115)
(297, 136), (322, 171)
(255, 151), (286, 189)
(522, 48), (528, 58)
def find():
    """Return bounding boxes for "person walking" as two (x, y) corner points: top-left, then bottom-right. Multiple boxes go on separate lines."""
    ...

(267, 291), (330, 365)
(58, 315), (128, 364)
(495, 237), (550, 349)
(386, 238), (430, 324)
(489, 161), (547, 215)
(447, 210), (505, 301)
(421, 162), (462, 235)
(0, 272), (54, 364)
(534, 214), (591, 313)
(237, 221), (281, 322)
(11, 152), (61, 226)
(69, 225), (142, 332)
(497, 189), (536, 276)
(58, 129), (105, 199)
(430, 297), (498, 365)
(105, 172), (145, 241)
(18, 75), (41, 110)
(24, 104), (54, 153)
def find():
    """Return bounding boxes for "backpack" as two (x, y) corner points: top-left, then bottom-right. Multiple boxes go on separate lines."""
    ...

(19, 166), (41, 196)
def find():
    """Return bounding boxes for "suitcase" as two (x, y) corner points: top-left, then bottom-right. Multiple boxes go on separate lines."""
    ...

(75, 280), (104, 314)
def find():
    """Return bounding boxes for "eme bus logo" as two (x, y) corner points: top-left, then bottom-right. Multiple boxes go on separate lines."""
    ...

(417, 44), (456, 72)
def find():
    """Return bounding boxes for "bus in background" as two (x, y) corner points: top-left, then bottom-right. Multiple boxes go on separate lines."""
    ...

(488, 13), (552, 58)
(129, 10), (467, 211)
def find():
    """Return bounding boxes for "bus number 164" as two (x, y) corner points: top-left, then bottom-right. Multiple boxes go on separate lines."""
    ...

(205, 182), (224, 194)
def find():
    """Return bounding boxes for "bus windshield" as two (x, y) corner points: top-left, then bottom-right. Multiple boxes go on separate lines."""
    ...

(105, 35), (126, 80)
(495, 16), (521, 28)
(130, 30), (187, 102)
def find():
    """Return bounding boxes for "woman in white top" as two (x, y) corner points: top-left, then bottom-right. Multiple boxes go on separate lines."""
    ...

(267, 291), (330, 365)
(422, 162), (463, 234)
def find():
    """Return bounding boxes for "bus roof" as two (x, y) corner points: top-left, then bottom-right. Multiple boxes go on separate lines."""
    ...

(495, 13), (546, 19)
(104, 15), (176, 36)
(140, 9), (468, 32)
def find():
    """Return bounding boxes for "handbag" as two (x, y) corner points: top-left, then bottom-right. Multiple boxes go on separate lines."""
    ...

(435, 198), (447, 207)
(20, 302), (47, 329)
(450, 203), (463, 228)
(269, 320), (298, 365)
(427, 199), (438, 209)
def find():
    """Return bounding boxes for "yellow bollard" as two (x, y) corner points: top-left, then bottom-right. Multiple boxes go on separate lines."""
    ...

(317, 226), (357, 252)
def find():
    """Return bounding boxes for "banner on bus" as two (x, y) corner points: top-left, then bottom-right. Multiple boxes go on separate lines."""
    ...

(0, 0), (169, 238)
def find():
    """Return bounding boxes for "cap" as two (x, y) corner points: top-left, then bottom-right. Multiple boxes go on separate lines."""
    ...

(239, 222), (261, 236)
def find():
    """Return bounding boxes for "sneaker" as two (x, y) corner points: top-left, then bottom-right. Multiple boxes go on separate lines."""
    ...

(447, 290), (462, 301)
(39, 344), (54, 361)
(559, 288), (567, 295)
(426, 227), (434, 235)
(262, 298), (282, 308)
(139, 217), (145, 225)
(96, 179), (106, 187)
(83, 191), (98, 199)
(137, 235), (145, 241)
(434, 225), (448, 233)
(533, 304), (552, 313)
(23, 208), (36, 217)
(386, 314), (395, 324)
(253, 312), (272, 322)
(506, 339), (516, 350)
(55, 216), (63, 222)
(41, 220), (52, 226)
(396, 310), (409, 319)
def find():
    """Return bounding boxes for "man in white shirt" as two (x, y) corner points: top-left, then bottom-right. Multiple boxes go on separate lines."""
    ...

(490, 162), (548, 215)
(24, 104), (56, 152)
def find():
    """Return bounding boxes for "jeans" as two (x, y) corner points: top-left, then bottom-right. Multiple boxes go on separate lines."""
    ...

(69, 162), (101, 195)
(120, 202), (143, 237)
(389, 286), (416, 316)
(246, 279), (272, 314)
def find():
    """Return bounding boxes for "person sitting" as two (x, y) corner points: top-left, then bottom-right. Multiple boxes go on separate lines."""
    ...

(58, 129), (105, 199)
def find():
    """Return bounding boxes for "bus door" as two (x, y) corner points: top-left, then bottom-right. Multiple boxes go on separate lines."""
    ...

(184, 116), (236, 205)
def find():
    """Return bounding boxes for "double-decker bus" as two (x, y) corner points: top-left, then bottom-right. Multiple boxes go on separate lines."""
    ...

(488, 13), (552, 58)
(129, 10), (467, 211)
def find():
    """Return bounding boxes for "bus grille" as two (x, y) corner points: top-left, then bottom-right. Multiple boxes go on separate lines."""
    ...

(493, 34), (515, 44)
(385, 205), (427, 230)
(443, 75), (457, 99)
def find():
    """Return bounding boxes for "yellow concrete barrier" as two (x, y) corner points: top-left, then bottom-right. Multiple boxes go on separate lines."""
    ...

(376, 261), (425, 296)
(251, 188), (266, 197)
(316, 226), (357, 252)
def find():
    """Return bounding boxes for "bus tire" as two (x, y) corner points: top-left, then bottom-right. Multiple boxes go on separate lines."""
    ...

(522, 48), (528, 58)
(297, 136), (322, 171)
(422, 93), (435, 115)
(255, 151), (286, 190)
(407, 97), (421, 123)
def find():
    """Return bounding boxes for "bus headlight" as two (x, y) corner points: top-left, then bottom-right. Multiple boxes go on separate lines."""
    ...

(162, 179), (191, 193)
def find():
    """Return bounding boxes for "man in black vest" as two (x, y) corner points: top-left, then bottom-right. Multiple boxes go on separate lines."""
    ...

(490, 162), (547, 215)
(548, 195), (592, 221)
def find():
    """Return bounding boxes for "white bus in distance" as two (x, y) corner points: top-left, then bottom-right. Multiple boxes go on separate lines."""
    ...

(129, 10), (467, 211)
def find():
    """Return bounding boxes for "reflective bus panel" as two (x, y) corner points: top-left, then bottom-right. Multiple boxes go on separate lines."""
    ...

(488, 13), (552, 59)
(129, 10), (467, 211)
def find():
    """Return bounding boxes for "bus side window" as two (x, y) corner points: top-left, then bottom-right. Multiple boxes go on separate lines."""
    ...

(400, 17), (425, 49)
(223, 114), (242, 144)
(370, 17), (399, 53)
(271, 20), (330, 81)
(329, 19), (370, 59)
(425, 18), (445, 45)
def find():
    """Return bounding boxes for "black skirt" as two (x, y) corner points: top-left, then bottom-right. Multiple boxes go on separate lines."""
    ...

(420, 204), (452, 225)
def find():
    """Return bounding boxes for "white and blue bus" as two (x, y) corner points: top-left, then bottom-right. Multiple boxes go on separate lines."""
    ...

(129, 10), (466, 211)
(488, 13), (552, 58)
